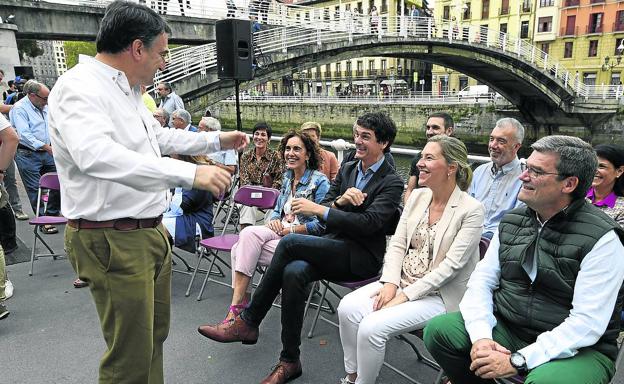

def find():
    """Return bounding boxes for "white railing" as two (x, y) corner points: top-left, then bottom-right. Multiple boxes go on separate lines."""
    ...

(221, 93), (499, 105)
(38, 0), (621, 100)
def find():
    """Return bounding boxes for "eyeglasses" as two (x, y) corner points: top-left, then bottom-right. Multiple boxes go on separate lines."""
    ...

(31, 93), (48, 101)
(158, 50), (171, 63)
(520, 163), (566, 178)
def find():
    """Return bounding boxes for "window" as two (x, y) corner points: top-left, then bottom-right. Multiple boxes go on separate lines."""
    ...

(588, 40), (598, 57)
(616, 11), (624, 32)
(564, 41), (573, 58)
(540, 43), (550, 54)
(611, 73), (621, 86)
(501, 0), (509, 14)
(368, 60), (375, 74)
(589, 13), (603, 34)
(481, 0), (489, 18)
(583, 72), (597, 86)
(325, 64), (331, 77)
(463, 3), (471, 20)
(565, 15), (576, 36)
(459, 76), (469, 90)
(538, 17), (552, 32)
(346, 61), (352, 76)
(500, 23), (508, 33)
(356, 60), (364, 76)
(539, 0), (553, 6)
(336, 62), (341, 76)
(522, 0), (531, 11)
(616, 38), (624, 55)
(480, 25), (488, 43)
(381, 0), (388, 13)
(443, 5), (450, 19)
(381, 59), (387, 70)
(520, 21), (529, 38)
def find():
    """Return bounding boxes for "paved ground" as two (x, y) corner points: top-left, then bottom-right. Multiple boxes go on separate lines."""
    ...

(3, 184), (439, 384)
(5, 182), (624, 384)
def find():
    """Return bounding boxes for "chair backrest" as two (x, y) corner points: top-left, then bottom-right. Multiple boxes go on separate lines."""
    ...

(479, 236), (491, 259)
(39, 172), (60, 190)
(234, 185), (280, 209)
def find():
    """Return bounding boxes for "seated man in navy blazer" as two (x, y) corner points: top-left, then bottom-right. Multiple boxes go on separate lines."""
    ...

(198, 112), (404, 384)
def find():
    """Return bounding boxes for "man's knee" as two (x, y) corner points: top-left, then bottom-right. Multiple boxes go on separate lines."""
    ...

(423, 312), (466, 351)
(282, 260), (311, 286)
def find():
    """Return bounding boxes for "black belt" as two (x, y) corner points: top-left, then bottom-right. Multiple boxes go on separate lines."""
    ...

(67, 216), (163, 231)
(17, 144), (45, 152)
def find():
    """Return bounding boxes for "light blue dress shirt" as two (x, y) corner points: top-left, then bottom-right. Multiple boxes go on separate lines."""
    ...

(468, 157), (524, 234)
(9, 97), (49, 150)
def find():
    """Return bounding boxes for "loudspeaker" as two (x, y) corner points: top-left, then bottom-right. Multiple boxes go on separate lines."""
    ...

(216, 19), (254, 81)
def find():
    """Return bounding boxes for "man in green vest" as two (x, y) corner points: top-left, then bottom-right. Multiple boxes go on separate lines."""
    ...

(424, 135), (624, 383)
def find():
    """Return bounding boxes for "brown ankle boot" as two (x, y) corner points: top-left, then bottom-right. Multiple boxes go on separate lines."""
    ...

(198, 315), (259, 344)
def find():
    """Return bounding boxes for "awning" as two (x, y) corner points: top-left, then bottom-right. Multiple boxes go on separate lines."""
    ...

(352, 80), (376, 86)
(380, 79), (408, 86)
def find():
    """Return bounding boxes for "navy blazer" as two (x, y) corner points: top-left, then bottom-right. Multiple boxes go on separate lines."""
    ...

(321, 158), (404, 278)
(174, 188), (214, 249)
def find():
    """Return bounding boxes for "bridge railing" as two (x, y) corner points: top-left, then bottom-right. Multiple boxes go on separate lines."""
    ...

(150, 1), (623, 101)
(221, 93), (499, 105)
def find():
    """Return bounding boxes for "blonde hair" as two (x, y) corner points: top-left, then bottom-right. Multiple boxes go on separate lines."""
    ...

(300, 121), (322, 136)
(427, 135), (472, 191)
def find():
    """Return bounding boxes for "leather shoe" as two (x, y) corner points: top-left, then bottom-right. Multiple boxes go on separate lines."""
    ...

(260, 360), (302, 384)
(197, 315), (258, 344)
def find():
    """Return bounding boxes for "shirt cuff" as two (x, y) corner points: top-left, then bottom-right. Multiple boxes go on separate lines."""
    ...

(210, 132), (221, 152)
(464, 320), (494, 344)
(322, 207), (330, 221)
(517, 343), (550, 370)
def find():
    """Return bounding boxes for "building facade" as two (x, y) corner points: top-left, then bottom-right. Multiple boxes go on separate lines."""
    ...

(261, 0), (432, 97)
(20, 40), (67, 87)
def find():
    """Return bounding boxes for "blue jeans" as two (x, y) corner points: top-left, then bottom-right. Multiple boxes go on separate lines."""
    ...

(241, 234), (364, 362)
(14, 149), (60, 216)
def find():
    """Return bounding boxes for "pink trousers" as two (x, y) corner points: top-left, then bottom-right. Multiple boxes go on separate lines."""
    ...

(230, 225), (282, 292)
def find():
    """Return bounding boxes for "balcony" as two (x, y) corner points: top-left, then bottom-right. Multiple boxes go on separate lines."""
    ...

(345, 71), (353, 78)
(521, 2), (531, 12)
(587, 24), (603, 34)
(560, 26), (578, 36)
(379, 69), (388, 76)
(368, 69), (378, 76)
(314, 72), (321, 79)
(355, 70), (364, 77)
(564, 0), (579, 6)
(333, 71), (342, 77)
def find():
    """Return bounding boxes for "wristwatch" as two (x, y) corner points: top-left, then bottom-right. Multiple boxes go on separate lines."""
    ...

(333, 195), (344, 209)
(509, 352), (528, 376)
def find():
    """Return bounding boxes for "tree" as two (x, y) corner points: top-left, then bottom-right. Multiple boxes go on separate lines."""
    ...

(63, 41), (97, 69)
(16, 39), (43, 60)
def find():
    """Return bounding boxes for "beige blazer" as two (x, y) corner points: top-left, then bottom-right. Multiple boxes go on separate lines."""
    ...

(380, 186), (485, 312)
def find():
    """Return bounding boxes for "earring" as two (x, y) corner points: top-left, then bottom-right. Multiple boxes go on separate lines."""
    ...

(447, 173), (451, 178)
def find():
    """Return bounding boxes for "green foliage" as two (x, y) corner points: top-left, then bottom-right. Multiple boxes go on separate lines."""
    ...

(16, 40), (43, 59)
(63, 41), (97, 69)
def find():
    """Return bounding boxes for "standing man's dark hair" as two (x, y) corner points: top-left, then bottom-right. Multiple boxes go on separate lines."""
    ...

(96, 0), (171, 54)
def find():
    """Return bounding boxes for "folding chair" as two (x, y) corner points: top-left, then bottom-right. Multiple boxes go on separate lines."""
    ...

(185, 185), (280, 301)
(212, 173), (239, 231)
(28, 172), (67, 276)
(305, 275), (382, 339)
(382, 236), (492, 384)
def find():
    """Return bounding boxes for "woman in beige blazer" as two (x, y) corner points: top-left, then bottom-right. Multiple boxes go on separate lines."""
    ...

(337, 136), (485, 384)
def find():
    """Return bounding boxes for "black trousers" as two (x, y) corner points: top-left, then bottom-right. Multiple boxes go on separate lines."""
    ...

(241, 233), (365, 362)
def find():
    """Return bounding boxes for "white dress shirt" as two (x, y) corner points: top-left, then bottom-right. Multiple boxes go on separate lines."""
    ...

(48, 55), (221, 220)
(460, 229), (624, 369)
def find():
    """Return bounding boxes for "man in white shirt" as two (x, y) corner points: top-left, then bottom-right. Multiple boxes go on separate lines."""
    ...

(424, 135), (624, 384)
(468, 118), (525, 239)
(47, 3), (248, 383)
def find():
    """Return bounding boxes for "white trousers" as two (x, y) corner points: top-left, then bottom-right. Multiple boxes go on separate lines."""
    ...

(337, 281), (446, 384)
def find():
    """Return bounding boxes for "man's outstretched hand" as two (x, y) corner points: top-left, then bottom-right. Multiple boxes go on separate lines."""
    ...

(193, 165), (232, 197)
(219, 131), (249, 152)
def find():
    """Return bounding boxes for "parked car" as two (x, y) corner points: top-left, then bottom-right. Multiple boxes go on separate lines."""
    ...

(457, 85), (490, 102)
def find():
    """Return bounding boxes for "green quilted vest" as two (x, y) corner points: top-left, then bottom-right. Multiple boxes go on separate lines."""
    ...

(495, 198), (624, 360)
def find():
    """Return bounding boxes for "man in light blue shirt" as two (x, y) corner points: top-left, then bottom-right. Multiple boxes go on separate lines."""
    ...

(156, 81), (184, 126)
(9, 80), (60, 230)
(198, 117), (237, 175)
(468, 117), (524, 239)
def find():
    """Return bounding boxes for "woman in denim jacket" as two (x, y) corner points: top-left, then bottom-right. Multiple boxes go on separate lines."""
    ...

(222, 130), (330, 322)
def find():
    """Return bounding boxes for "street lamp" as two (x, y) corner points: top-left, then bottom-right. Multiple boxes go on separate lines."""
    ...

(602, 40), (624, 71)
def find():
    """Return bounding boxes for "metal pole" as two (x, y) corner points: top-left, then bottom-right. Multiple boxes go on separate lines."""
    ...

(235, 79), (242, 131)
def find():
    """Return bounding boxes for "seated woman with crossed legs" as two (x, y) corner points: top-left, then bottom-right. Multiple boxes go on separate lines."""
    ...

(223, 130), (330, 322)
(337, 135), (485, 384)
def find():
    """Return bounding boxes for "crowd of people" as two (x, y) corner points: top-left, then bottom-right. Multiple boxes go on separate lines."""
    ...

(2, 2), (624, 384)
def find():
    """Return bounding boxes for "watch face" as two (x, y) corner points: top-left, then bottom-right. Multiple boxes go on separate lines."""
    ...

(510, 353), (525, 367)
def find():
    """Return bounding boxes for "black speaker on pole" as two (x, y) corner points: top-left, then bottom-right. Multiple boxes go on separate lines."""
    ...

(216, 19), (254, 81)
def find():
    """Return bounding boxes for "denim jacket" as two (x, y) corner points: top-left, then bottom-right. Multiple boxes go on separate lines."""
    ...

(270, 168), (330, 236)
